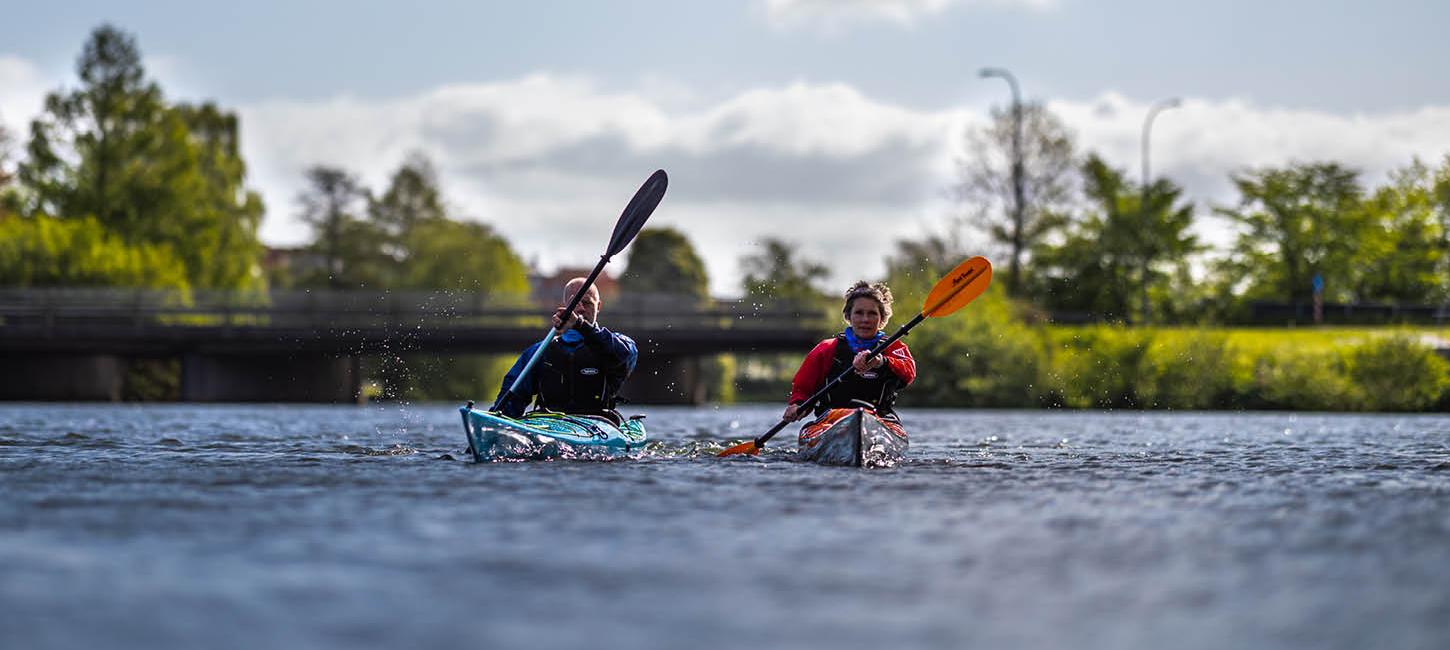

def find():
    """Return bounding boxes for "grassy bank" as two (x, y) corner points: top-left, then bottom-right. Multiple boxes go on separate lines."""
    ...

(878, 281), (1450, 412)
(1029, 325), (1450, 411)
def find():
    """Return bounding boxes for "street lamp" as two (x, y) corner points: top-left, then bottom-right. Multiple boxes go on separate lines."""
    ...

(1137, 97), (1181, 324)
(979, 67), (1025, 293)
(1141, 97), (1181, 191)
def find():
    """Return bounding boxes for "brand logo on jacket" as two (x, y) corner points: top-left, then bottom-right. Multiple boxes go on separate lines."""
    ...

(580, 368), (600, 376)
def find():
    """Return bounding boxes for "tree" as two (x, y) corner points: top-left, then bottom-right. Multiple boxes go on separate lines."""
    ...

(371, 154), (446, 231)
(0, 121), (13, 189)
(399, 218), (529, 295)
(1431, 155), (1450, 298)
(1216, 162), (1367, 304)
(0, 122), (15, 217)
(881, 232), (968, 303)
(740, 238), (831, 309)
(882, 233), (1045, 407)
(1029, 155), (1198, 322)
(0, 214), (189, 289)
(1354, 160), (1448, 303)
(618, 227), (710, 299)
(172, 103), (266, 290)
(15, 24), (265, 290)
(954, 102), (1077, 294)
(296, 166), (378, 288)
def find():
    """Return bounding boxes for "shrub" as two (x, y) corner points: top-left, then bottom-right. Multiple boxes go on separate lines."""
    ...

(1045, 327), (1153, 409)
(1347, 336), (1450, 411)
(1249, 347), (1358, 411)
(899, 285), (1047, 408)
(1139, 331), (1235, 409)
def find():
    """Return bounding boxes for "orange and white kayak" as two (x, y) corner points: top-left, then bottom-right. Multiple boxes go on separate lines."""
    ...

(797, 407), (908, 468)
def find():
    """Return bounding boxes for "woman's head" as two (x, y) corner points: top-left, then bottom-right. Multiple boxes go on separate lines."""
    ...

(842, 281), (893, 337)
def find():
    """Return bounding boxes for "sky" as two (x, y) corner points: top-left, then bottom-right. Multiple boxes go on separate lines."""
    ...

(3, 0), (1449, 296)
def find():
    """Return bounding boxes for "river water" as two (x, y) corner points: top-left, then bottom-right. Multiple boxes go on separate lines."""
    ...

(1, 403), (1447, 650)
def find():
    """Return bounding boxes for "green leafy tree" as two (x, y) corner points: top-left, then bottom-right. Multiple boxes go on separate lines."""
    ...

(740, 237), (831, 308)
(882, 237), (1046, 407)
(954, 102), (1077, 294)
(0, 214), (189, 288)
(1435, 156), (1450, 294)
(399, 218), (529, 295)
(16, 25), (264, 290)
(173, 103), (267, 290)
(370, 153), (447, 274)
(1355, 159), (1449, 303)
(618, 227), (710, 299)
(371, 154), (446, 233)
(1216, 162), (1368, 304)
(1030, 155), (1199, 322)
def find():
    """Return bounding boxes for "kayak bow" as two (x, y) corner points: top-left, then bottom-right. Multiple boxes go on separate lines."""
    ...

(460, 404), (647, 462)
(797, 407), (908, 468)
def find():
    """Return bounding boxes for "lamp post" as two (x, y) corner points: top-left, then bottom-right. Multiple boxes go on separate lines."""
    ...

(1142, 97), (1181, 192)
(1137, 97), (1181, 324)
(979, 67), (1024, 294)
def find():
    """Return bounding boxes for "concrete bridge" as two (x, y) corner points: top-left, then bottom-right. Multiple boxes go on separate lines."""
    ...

(0, 289), (831, 404)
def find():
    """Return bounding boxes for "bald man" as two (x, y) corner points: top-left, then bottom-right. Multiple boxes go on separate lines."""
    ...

(491, 278), (639, 421)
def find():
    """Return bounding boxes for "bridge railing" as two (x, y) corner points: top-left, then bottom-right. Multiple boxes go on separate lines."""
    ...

(0, 288), (833, 335)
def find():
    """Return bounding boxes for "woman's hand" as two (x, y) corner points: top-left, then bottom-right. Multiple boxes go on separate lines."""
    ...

(782, 403), (804, 421)
(852, 351), (883, 373)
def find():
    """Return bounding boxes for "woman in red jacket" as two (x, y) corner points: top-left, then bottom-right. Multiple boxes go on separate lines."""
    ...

(782, 281), (916, 423)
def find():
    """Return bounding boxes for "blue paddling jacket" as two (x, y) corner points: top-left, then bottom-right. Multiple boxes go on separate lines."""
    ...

(491, 322), (638, 418)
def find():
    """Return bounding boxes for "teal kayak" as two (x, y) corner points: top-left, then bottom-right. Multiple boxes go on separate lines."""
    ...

(459, 403), (647, 462)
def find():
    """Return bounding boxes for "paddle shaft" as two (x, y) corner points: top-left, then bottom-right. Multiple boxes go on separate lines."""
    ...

(751, 312), (927, 448)
(503, 254), (611, 401)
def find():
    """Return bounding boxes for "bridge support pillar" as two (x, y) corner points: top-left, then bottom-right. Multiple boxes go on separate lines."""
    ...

(180, 353), (362, 403)
(0, 354), (125, 401)
(627, 353), (707, 405)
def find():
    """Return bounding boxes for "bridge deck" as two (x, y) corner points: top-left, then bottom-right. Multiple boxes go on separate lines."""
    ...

(0, 289), (831, 355)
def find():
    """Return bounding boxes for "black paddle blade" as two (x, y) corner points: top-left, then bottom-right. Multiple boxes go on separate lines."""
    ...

(605, 169), (668, 257)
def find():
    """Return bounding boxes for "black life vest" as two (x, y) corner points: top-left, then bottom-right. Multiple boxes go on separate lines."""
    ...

(815, 334), (903, 416)
(533, 336), (625, 416)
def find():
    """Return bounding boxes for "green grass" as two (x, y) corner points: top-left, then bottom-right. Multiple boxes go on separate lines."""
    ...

(1046, 325), (1450, 356)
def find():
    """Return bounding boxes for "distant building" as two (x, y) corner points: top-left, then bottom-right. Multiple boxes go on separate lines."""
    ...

(263, 247), (328, 288)
(529, 267), (619, 306)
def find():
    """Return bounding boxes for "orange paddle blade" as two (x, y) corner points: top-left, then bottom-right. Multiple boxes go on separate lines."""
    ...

(718, 440), (761, 457)
(922, 256), (992, 318)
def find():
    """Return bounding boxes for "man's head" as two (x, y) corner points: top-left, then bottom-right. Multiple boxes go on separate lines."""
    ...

(562, 277), (602, 323)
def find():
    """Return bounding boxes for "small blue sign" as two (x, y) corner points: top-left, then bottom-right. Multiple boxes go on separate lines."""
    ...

(1312, 273), (1324, 293)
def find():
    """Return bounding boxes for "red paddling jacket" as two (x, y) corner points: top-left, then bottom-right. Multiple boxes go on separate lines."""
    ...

(789, 332), (916, 417)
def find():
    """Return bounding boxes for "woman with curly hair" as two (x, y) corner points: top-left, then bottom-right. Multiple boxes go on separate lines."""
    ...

(781, 281), (916, 423)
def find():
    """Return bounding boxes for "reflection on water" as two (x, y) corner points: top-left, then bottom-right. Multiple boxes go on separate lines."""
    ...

(1, 404), (1448, 650)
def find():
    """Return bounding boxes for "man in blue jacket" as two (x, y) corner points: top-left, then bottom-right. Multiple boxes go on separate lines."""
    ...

(491, 278), (638, 421)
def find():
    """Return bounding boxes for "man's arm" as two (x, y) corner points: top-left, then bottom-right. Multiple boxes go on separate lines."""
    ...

(576, 322), (638, 376)
(490, 342), (542, 417)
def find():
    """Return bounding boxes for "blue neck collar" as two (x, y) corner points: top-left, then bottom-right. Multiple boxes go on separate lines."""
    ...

(842, 327), (883, 353)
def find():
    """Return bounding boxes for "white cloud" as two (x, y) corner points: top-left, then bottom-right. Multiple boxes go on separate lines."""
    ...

(760, 0), (1058, 31)
(0, 56), (51, 140)
(5, 55), (1450, 295)
(238, 75), (967, 295)
(1053, 93), (1450, 247)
